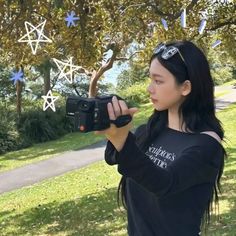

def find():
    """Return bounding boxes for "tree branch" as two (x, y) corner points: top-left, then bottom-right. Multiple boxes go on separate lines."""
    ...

(208, 19), (236, 31)
(148, 0), (199, 20)
(89, 44), (120, 97)
(189, 18), (236, 41)
(116, 50), (142, 61)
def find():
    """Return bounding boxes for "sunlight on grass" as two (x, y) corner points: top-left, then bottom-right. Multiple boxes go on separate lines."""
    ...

(203, 103), (236, 236)
(221, 80), (236, 86)
(0, 161), (127, 236)
(214, 90), (231, 98)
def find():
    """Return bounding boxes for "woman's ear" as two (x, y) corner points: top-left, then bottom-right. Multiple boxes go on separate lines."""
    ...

(181, 80), (191, 96)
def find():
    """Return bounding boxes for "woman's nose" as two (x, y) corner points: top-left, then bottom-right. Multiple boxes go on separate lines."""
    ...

(147, 83), (153, 94)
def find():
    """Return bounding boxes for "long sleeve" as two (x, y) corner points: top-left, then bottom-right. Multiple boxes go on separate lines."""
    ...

(105, 131), (223, 197)
(104, 140), (119, 165)
(104, 124), (145, 166)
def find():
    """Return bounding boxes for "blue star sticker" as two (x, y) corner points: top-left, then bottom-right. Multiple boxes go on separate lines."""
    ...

(10, 70), (24, 85)
(65, 11), (80, 27)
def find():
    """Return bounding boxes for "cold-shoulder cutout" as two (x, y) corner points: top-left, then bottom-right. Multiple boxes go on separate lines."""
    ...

(200, 131), (222, 144)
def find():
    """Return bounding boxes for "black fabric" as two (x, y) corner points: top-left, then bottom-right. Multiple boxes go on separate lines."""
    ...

(104, 125), (224, 236)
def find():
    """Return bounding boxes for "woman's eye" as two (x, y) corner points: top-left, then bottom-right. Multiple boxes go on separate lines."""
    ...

(155, 80), (163, 85)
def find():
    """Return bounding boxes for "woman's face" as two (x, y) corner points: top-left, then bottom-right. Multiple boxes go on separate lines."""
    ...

(147, 58), (188, 111)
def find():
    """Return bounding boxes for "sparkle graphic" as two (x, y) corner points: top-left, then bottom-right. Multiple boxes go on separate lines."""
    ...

(199, 19), (207, 34)
(53, 57), (82, 84)
(181, 9), (186, 28)
(42, 90), (59, 112)
(199, 10), (208, 20)
(10, 70), (24, 85)
(212, 40), (222, 48)
(161, 18), (168, 31)
(18, 20), (52, 55)
(65, 11), (80, 27)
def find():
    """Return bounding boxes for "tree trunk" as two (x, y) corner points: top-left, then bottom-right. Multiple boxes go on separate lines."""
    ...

(88, 46), (119, 97)
(43, 65), (51, 94)
(16, 65), (24, 116)
(38, 59), (51, 94)
(89, 71), (99, 98)
(16, 80), (22, 116)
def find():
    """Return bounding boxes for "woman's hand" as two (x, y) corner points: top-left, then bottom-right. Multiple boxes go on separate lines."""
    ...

(95, 96), (138, 151)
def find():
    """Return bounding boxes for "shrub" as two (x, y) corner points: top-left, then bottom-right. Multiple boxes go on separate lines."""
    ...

(0, 107), (30, 154)
(17, 106), (74, 143)
(117, 80), (150, 106)
(211, 66), (234, 85)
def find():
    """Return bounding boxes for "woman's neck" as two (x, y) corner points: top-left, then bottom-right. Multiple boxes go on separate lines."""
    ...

(167, 108), (185, 131)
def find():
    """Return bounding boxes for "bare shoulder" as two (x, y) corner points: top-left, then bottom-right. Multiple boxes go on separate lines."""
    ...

(200, 131), (222, 144)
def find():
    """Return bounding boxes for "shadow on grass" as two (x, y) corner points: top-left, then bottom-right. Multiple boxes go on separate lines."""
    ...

(0, 187), (127, 236)
(204, 147), (236, 236)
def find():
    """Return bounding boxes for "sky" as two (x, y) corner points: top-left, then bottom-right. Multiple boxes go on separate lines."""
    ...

(101, 49), (129, 86)
(103, 61), (129, 86)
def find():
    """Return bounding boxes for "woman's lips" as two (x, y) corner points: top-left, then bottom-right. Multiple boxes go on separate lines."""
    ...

(151, 98), (158, 103)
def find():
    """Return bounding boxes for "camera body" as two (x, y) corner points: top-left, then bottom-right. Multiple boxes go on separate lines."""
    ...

(66, 95), (129, 132)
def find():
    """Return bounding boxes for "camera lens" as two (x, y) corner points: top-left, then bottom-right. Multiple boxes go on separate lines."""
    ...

(78, 101), (90, 111)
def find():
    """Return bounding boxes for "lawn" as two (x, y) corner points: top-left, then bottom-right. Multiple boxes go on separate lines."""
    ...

(0, 103), (236, 235)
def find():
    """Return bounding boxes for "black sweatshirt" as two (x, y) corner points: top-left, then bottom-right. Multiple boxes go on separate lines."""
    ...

(104, 125), (224, 236)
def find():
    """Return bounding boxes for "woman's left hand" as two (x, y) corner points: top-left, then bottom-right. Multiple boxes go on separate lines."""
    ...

(95, 96), (138, 151)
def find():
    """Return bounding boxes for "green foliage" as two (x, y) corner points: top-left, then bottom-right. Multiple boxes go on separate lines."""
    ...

(0, 96), (73, 154)
(18, 106), (73, 143)
(211, 66), (234, 85)
(117, 79), (150, 106)
(116, 61), (148, 90)
(0, 104), (30, 154)
(206, 39), (235, 85)
(56, 76), (115, 97)
(0, 65), (16, 100)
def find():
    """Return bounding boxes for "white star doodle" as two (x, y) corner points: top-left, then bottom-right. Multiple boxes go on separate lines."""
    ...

(10, 69), (24, 85)
(42, 90), (59, 112)
(65, 11), (80, 27)
(18, 20), (52, 55)
(53, 57), (82, 84)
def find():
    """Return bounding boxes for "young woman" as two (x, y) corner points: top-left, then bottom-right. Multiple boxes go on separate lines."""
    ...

(96, 40), (227, 236)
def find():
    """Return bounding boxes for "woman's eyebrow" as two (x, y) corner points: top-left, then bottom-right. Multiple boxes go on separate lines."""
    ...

(149, 72), (164, 78)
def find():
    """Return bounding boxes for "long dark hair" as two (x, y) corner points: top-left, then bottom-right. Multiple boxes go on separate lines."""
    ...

(117, 40), (227, 230)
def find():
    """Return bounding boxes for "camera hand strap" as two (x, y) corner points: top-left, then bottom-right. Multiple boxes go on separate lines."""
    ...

(110, 115), (132, 128)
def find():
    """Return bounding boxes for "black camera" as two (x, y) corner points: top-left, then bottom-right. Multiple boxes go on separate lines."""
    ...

(66, 95), (132, 132)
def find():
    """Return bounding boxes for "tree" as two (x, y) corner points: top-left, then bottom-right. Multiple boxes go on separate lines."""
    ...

(0, 0), (235, 115)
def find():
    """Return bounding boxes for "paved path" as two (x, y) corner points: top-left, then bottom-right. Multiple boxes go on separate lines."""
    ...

(215, 85), (236, 111)
(0, 85), (236, 194)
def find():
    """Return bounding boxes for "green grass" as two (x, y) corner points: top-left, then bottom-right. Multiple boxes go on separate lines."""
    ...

(214, 90), (231, 98)
(0, 161), (126, 236)
(204, 104), (236, 235)
(220, 80), (236, 86)
(0, 103), (153, 173)
(0, 104), (236, 235)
